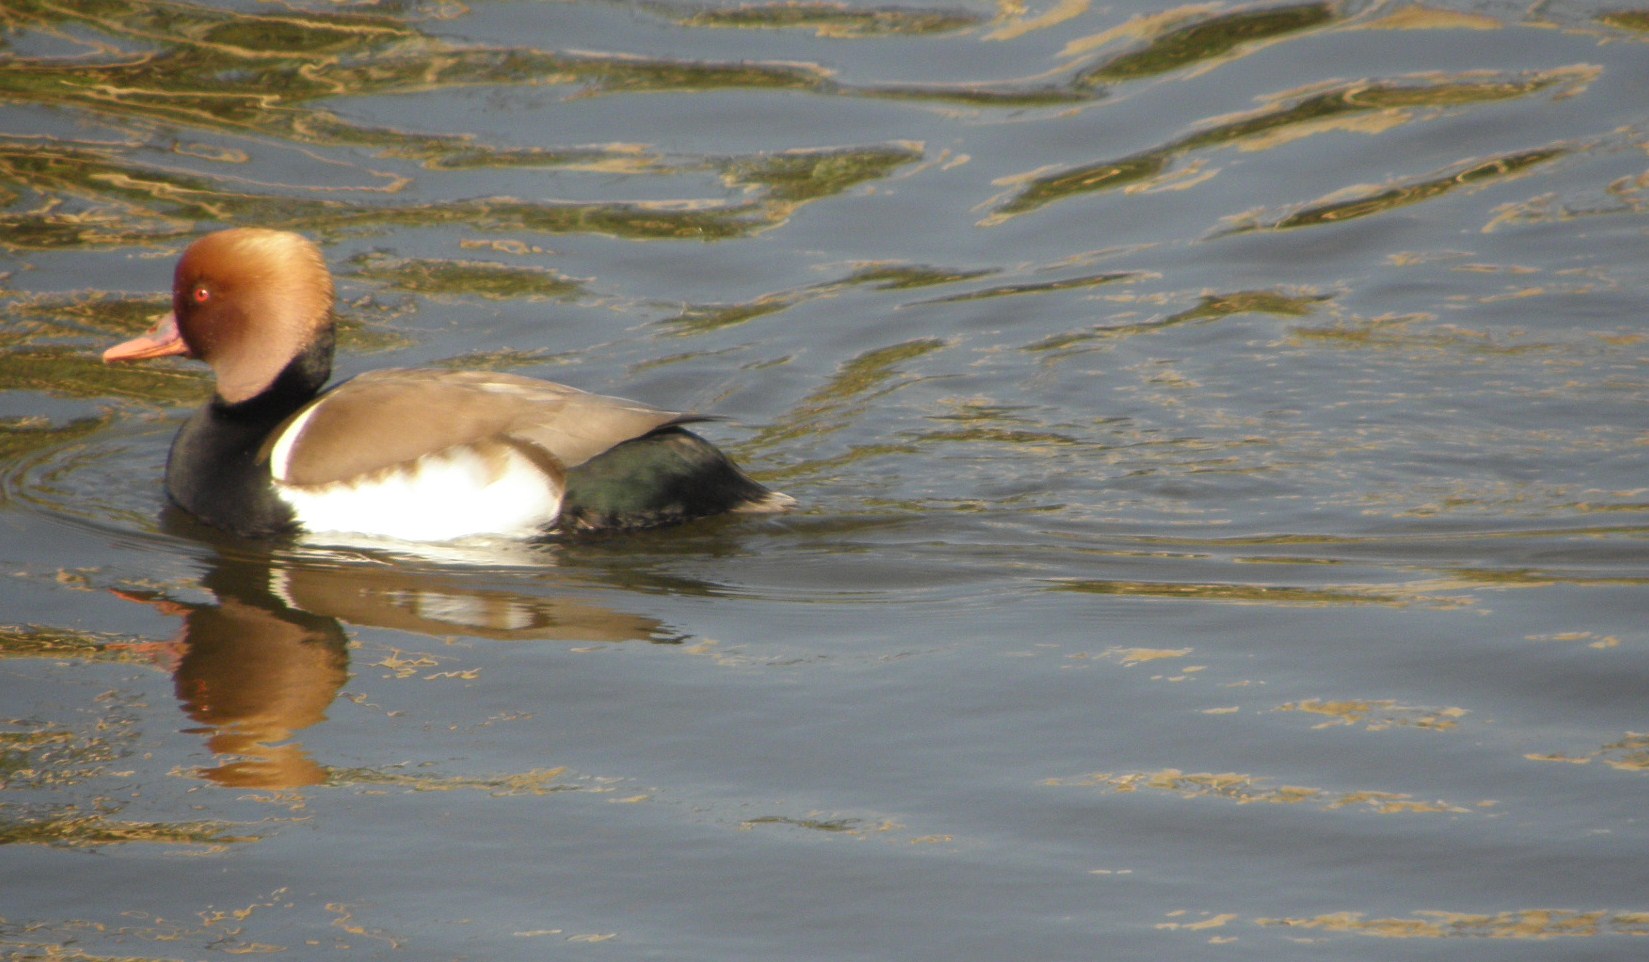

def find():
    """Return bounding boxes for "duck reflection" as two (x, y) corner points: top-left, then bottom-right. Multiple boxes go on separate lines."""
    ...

(117, 533), (671, 789)
(269, 559), (670, 643)
(116, 563), (348, 789)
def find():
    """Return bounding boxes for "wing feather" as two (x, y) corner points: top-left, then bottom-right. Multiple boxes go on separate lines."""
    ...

(266, 369), (691, 486)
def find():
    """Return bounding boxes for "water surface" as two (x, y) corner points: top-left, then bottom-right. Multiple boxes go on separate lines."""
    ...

(3, 1), (1648, 959)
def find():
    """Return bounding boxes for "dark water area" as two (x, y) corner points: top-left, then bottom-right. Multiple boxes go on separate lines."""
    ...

(3, 0), (1648, 958)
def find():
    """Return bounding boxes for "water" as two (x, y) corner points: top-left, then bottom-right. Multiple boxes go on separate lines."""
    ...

(3, 0), (1648, 958)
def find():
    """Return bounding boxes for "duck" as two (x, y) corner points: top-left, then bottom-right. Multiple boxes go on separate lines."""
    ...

(103, 228), (793, 541)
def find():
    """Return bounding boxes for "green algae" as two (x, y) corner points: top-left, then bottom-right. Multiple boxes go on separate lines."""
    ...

(1230, 147), (1567, 233)
(754, 338), (947, 448)
(0, 811), (256, 848)
(0, 2), (943, 251)
(669, 1), (981, 37)
(349, 255), (585, 301)
(994, 68), (1590, 219)
(1025, 288), (1325, 353)
(1076, 3), (1336, 85)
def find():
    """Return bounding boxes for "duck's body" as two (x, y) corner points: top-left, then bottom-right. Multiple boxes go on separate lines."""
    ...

(105, 228), (790, 541)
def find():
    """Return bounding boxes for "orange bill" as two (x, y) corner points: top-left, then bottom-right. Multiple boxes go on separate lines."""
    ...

(103, 311), (191, 363)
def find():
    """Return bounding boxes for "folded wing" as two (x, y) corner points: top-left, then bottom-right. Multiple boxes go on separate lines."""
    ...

(265, 369), (695, 487)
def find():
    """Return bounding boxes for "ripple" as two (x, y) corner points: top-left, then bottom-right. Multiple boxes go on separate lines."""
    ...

(0, 414), (184, 546)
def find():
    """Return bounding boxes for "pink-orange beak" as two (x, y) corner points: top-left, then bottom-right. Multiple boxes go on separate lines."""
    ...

(103, 311), (192, 363)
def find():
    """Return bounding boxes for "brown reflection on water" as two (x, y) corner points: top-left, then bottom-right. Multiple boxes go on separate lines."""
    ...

(174, 597), (346, 789)
(273, 560), (670, 643)
(112, 576), (349, 790)
(110, 544), (671, 789)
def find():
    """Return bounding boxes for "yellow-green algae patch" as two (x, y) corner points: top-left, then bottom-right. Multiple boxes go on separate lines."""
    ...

(723, 144), (924, 203)
(993, 154), (1171, 219)
(0, 142), (775, 248)
(1598, 10), (1649, 32)
(1025, 288), (1324, 353)
(0, 0), (1067, 144)
(859, 82), (1097, 108)
(0, 0), (979, 253)
(1208, 68), (1593, 148)
(329, 765), (579, 796)
(1227, 146), (1566, 233)
(914, 425), (1087, 447)
(348, 255), (585, 301)
(1102, 646), (1193, 666)
(0, 0), (931, 249)
(1527, 731), (1649, 771)
(668, 1), (983, 37)
(1258, 909), (1649, 939)
(1075, 3), (1336, 85)
(664, 259), (986, 334)
(1172, 288), (1325, 321)
(1049, 579), (1407, 606)
(1276, 698), (1468, 731)
(842, 263), (997, 290)
(0, 289), (411, 408)
(0, 811), (257, 848)
(0, 623), (158, 665)
(0, 346), (207, 404)
(1048, 768), (1475, 814)
(429, 347), (582, 373)
(920, 271), (1137, 303)
(1, 721), (125, 790)
(753, 337), (949, 448)
(743, 814), (863, 832)
(1, 697), (262, 849)
(1288, 315), (1554, 355)
(668, 296), (801, 335)
(992, 67), (1592, 219)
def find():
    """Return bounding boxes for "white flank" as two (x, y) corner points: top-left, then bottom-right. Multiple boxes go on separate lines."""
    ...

(275, 445), (561, 541)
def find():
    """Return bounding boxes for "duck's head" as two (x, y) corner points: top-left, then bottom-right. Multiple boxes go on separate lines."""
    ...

(105, 229), (335, 403)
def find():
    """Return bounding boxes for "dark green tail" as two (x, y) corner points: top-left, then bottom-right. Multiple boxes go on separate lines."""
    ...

(558, 427), (791, 532)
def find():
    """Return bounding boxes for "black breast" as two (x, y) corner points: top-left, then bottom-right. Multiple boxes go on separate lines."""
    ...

(166, 400), (298, 538)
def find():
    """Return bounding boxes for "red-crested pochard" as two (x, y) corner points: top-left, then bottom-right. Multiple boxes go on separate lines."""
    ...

(103, 228), (793, 541)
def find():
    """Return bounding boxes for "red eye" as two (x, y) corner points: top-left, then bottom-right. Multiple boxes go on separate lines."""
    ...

(192, 286), (210, 304)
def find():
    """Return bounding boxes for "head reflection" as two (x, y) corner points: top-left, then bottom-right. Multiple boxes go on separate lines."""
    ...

(170, 592), (346, 788)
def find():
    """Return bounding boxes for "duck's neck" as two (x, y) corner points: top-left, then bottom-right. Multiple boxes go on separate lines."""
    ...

(166, 333), (334, 538)
(221, 326), (334, 422)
